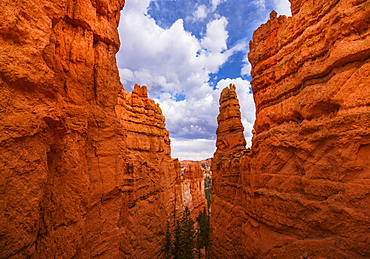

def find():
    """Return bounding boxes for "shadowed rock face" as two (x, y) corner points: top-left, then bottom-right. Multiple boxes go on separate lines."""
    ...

(179, 159), (210, 220)
(211, 0), (370, 258)
(0, 1), (180, 258)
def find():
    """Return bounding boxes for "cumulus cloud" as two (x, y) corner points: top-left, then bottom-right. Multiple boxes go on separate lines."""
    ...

(211, 0), (226, 11)
(201, 16), (228, 53)
(192, 5), (208, 21)
(117, 1), (241, 95)
(273, 0), (292, 16)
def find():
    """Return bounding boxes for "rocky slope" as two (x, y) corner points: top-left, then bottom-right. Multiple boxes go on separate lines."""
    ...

(0, 1), (180, 258)
(211, 0), (370, 258)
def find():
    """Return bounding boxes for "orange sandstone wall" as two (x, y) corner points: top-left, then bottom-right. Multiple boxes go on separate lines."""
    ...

(211, 0), (370, 258)
(210, 85), (249, 258)
(0, 1), (179, 258)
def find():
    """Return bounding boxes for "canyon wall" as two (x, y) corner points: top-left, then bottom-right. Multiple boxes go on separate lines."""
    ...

(211, 0), (370, 258)
(178, 160), (209, 220)
(0, 1), (180, 258)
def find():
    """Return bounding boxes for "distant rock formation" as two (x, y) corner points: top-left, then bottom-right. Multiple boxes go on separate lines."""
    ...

(0, 1), (180, 258)
(178, 159), (210, 220)
(211, 0), (370, 258)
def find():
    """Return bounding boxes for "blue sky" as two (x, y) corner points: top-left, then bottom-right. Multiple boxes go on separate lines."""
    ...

(117, 0), (291, 160)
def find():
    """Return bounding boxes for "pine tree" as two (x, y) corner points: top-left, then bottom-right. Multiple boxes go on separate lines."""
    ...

(197, 207), (211, 258)
(164, 221), (172, 259)
(165, 207), (197, 259)
(172, 223), (183, 258)
(181, 207), (196, 259)
(172, 206), (196, 259)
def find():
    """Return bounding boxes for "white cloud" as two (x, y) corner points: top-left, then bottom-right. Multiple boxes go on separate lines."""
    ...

(201, 16), (228, 53)
(170, 138), (216, 161)
(193, 5), (208, 21)
(117, 2), (240, 96)
(211, 0), (226, 11)
(241, 62), (251, 76)
(273, 0), (292, 16)
(253, 0), (266, 9)
(241, 54), (252, 76)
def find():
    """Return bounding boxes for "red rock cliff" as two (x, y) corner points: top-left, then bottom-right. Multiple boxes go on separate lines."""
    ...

(211, 0), (370, 258)
(0, 1), (180, 258)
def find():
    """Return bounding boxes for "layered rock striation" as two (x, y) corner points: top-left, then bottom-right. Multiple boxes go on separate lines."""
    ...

(115, 84), (180, 257)
(0, 1), (180, 258)
(211, 84), (249, 258)
(211, 0), (370, 258)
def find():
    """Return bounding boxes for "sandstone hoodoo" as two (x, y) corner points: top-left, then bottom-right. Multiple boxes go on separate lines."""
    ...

(211, 84), (249, 258)
(211, 0), (370, 258)
(1, 0), (369, 258)
(0, 1), (181, 258)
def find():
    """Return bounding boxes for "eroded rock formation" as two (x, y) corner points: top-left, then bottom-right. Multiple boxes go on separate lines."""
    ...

(211, 84), (249, 258)
(0, 1), (180, 258)
(178, 160), (209, 220)
(211, 0), (370, 258)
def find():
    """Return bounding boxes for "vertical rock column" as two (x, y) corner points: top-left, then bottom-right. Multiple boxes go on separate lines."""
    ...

(210, 84), (249, 258)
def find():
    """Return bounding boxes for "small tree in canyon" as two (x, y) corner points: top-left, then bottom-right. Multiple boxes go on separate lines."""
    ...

(164, 222), (173, 259)
(196, 207), (211, 258)
(164, 206), (196, 259)
(173, 206), (196, 259)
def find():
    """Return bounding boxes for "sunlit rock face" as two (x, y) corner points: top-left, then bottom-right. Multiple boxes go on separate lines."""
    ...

(211, 84), (249, 258)
(0, 1), (180, 258)
(211, 0), (370, 258)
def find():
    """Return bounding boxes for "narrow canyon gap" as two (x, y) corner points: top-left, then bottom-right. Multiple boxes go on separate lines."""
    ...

(0, 0), (369, 259)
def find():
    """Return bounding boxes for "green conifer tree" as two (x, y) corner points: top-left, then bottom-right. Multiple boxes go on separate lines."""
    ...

(197, 207), (211, 258)
(172, 206), (196, 259)
(172, 223), (183, 258)
(181, 207), (196, 259)
(164, 221), (172, 259)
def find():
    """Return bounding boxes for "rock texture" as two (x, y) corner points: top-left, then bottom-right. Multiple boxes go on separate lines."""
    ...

(178, 160), (209, 220)
(115, 85), (180, 258)
(211, 84), (249, 258)
(211, 0), (370, 258)
(0, 1), (180, 258)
